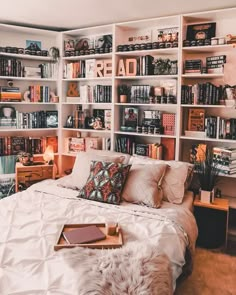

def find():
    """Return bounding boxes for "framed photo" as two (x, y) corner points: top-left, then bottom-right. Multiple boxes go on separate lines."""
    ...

(124, 107), (138, 129)
(25, 40), (41, 51)
(188, 108), (205, 131)
(186, 22), (216, 41)
(94, 34), (112, 49)
(46, 111), (58, 128)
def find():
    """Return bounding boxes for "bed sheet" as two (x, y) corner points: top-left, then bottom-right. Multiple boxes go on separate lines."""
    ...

(0, 179), (198, 294)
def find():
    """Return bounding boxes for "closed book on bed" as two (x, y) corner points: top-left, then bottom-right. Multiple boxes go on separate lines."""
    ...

(63, 225), (106, 244)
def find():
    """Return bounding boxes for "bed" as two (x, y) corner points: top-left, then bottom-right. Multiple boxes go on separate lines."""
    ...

(0, 151), (198, 295)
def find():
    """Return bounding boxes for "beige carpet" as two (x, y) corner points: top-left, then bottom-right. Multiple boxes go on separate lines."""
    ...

(175, 247), (236, 295)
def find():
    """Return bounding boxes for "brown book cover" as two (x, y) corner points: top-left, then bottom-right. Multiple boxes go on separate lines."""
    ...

(161, 138), (175, 160)
(63, 225), (106, 244)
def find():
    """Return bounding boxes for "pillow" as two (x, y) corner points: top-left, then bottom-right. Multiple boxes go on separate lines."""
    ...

(78, 160), (131, 205)
(122, 163), (167, 208)
(129, 155), (193, 204)
(71, 150), (129, 189)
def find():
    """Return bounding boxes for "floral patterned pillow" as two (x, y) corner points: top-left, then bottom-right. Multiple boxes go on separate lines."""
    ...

(78, 161), (131, 205)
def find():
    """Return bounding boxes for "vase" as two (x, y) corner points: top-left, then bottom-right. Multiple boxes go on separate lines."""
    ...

(200, 189), (215, 203)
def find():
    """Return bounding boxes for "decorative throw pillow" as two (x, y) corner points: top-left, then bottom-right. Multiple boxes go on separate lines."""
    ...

(78, 161), (131, 205)
(129, 155), (193, 204)
(71, 151), (129, 189)
(122, 163), (168, 208)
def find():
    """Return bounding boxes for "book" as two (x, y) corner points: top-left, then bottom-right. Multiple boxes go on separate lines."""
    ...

(63, 225), (106, 244)
(85, 137), (102, 151)
(85, 59), (96, 78)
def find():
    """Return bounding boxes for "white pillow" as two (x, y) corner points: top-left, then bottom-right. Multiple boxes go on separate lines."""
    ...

(122, 163), (168, 208)
(129, 155), (193, 204)
(71, 150), (130, 189)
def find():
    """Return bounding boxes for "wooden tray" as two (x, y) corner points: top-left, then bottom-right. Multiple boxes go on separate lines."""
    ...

(54, 223), (123, 251)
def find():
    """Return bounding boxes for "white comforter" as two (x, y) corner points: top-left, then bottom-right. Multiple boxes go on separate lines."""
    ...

(0, 179), (198, 295)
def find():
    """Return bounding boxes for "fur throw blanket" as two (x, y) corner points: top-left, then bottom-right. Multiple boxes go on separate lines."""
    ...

(60, 242), (173, 295)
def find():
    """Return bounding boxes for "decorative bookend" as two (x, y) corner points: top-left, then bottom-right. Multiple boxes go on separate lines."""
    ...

(67, 82), (79, 97)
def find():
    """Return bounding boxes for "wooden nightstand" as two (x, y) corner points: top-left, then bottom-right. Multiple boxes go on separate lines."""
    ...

(15, 162), (55, 192)
(194, 197), (229, 249)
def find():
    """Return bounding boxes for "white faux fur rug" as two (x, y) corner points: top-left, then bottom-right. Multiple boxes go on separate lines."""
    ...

(60, 243), (173, 295)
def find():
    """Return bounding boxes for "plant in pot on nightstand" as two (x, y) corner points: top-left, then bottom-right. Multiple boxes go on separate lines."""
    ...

(194, 147), (219, 203)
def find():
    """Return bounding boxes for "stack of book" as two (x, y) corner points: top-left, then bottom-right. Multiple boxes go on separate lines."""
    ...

(0, 86), (21, 102)
(213, 146), (236, 175)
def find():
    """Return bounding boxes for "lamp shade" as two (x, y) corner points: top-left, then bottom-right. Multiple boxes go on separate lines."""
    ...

(43, 145), (54, 164)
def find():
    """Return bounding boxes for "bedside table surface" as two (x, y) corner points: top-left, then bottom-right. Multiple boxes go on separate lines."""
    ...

(194, 197), (229, 211)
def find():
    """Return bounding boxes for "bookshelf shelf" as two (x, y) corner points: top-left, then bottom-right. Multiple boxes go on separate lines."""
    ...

(181, 73), (224, 78)
(180, 136), (236, 143)
(0, 52), (54, 61)
(62, 53), (112, 61)
(0, 76), (57, 82)
(115, 48), (178, 57)
(181, 104), (228, 108)
(115, 131), (176, 138)
(62, 102), (112, 107)
(0, 128), (59, 132)
(115, 75), (178, 80)
(62, 128), (111, 134)
(182, 44), (234, 53)
(62, 77), (112, 82)
(0, 102), (59, 105)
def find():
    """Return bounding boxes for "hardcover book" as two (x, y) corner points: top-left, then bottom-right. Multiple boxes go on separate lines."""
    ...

(63, 225), (106, 244)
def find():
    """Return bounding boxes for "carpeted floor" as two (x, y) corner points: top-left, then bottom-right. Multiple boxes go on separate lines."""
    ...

(175, 247), (236, 295)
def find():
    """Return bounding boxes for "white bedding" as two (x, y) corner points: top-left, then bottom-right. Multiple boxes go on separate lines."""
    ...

(0, 178), (198, 294)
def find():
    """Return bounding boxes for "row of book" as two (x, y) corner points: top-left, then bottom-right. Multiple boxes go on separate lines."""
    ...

(203, 117), (236, 140)
(0, 136), (58, 156)
(0, 57), (57, 78)
(27, 85), (51, 102)
(213, 146), (236, 175)
(115, 136), (175, 160)
(181, 83), (224, 105)
(184, 55), (226, 74)
(65, 136), (111, 153)
(0, 86), (21, 102)
(67, 85), (112, 103)
(0, 110), (58, 129)
(116, 138), (162, 159)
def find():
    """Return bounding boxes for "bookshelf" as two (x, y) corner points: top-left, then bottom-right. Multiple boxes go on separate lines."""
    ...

(1, 7), (236, 201)
(59, 25), (114, 174)
(0, 23), (60, 185)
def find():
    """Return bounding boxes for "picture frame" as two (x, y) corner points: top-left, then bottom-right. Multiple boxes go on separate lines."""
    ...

(25, 40), (41, 51)
(46, 111), (58, 128)
(186, 22), (216, 41)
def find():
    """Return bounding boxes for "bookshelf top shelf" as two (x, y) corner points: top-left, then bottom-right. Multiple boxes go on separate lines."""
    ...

(62, 52), (112, 61)
(0, 52), (54, 61)
(115, 48), (178, 57)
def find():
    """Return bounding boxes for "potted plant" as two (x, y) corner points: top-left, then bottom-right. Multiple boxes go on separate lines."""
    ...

(194, 147), (219, 203)
(16, 152), (33, 166)
(118, 84), (129, 103)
